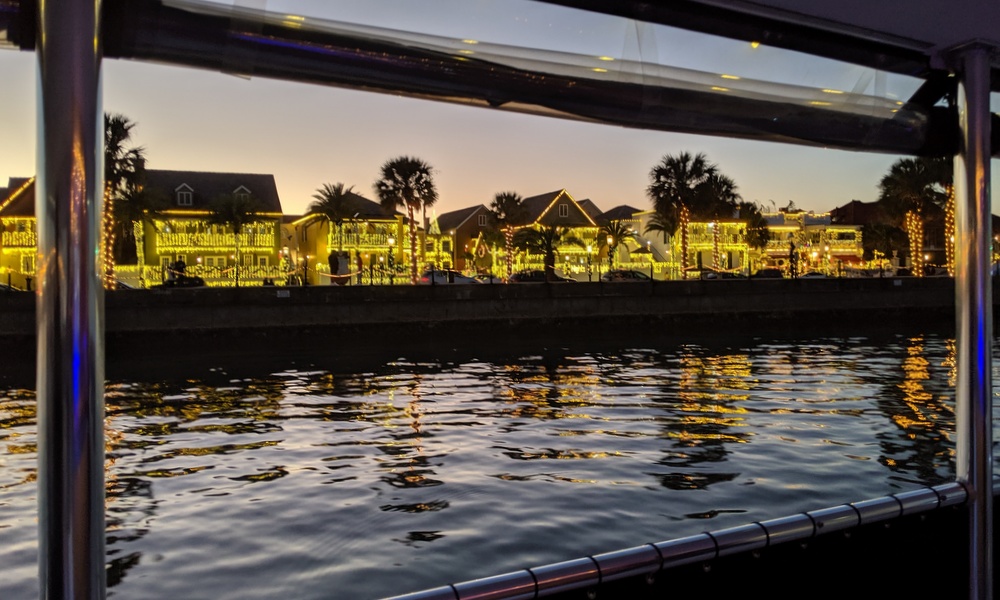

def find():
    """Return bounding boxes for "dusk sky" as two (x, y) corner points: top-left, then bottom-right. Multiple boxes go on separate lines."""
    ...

(1, 0), (988, 219)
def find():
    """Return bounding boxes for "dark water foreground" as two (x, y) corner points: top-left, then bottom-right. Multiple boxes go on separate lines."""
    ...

(3, 322), (992, 599)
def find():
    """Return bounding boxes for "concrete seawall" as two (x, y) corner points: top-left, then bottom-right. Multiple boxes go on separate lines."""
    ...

(0, 277), (970, 359)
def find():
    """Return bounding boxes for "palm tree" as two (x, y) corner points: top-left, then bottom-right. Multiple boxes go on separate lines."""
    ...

(308, 183), (358, 252)
(599, 220), (637, 270)
(647, 151), (718, 278)
(737, 201), (770, 273)
(374, 156), (438, 284)
(488, 191), (528, 279)
(206, 193), (267, 287)
(877, 157), (949, 277)
(102, 113), (147, 289)
(513, 225), (585, 281)
(693, 173), (741, 270)
(643, 210), (679, 245)
(114, 184), (169, 286)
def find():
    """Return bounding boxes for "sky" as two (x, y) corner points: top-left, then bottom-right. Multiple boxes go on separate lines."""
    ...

(0, 0), (978, 219)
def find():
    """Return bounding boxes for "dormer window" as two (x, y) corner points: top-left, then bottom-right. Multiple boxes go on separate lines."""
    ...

(558, 204), (569, 218)
(234, 185), (251, 202)
(175, 183), (193, 206)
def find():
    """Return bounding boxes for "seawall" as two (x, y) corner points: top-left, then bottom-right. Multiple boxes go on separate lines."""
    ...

(0, 277), (970, 360)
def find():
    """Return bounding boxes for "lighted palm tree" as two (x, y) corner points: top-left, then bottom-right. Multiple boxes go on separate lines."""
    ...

(599, 220), (637, 270)
(102, 113), (147, 288)
(647, 151), (718, 278)
(114, 184), (169, 286)
(877, 157), (949, 277)
(374, 156), (438, 284)
(514, 225), (585, 281)
(488, 191), (528, 279)
(309, 183), (358, 252)
(693, 173), (741, 270)
(206, 192), (267, 287)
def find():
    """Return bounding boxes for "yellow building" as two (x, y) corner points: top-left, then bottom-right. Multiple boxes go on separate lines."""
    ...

(289, 190), (405, 285)
(0, 177), (37, 290)
(131, 170), (286, 287)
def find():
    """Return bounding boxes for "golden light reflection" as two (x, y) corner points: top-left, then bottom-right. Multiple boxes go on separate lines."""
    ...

(591, 68), (608, 73)
(720, 74), (740, 80)
(809, 101), (833, 106)
(596, 56), (615, 62)
(711, 86), (730, 92)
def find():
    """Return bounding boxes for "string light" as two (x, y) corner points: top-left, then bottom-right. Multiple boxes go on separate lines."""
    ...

(945, 184), (955, 276)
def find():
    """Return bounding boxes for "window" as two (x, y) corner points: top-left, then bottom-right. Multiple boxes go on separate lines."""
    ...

(257, 256), (269, 267)
(20, 254), (34, 273)
(478, 214), (487, 227)
(234, 186), (251, 201)
(558, 204), (569, 218)
(206, 256), (226, 267)
(177, 191), (192, 206)
(442, 240), (452, 252)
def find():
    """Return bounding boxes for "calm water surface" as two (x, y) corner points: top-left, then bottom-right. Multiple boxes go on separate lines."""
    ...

(0, 331), (982, 599)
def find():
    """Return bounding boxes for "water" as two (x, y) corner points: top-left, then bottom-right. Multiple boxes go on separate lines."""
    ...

(0, 330), (977, 599)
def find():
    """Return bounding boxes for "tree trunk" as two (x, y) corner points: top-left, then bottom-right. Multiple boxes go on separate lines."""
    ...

(133, 220), (145, 288)
(680, 205), (690, 279)
(408, 206), (418, 284)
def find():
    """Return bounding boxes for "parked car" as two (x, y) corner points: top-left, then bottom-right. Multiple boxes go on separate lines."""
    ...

(474, 273), (501, 283)
(152, 275), (206, 288)
(508, 269), (575, 283)
(417, 269), (481, 285)
(700, 268), (741, 280)
(800, 271), (827, 278)
(601, 269), (652, 282)
(752, 268), (784, 279)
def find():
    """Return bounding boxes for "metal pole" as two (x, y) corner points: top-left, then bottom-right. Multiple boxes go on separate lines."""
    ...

(36, 0), (106, 598)
(952, 43), (994, 600)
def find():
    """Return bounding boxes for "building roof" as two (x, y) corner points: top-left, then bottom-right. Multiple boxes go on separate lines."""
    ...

(829, 199), (887, 225)
(0, 177), (36, 217)
(144, 170), (283, 214)
(597, 205), (641, 224)
(434, 204), (488, 233)
(520, 189), (597, 227)
(576, 198), (603, 219)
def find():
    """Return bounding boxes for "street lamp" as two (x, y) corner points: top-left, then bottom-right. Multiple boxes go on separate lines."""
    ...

(387, 235), (395, 285)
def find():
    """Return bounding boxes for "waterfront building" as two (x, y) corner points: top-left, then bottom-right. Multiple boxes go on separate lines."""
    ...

(762, 210), (863, 275)
(0, 177), (37, 290)
(513, 189), (601, 278)
(427, 204), (491, 272)
(289, 189), (405, 285)
(131, 170), (286, 287)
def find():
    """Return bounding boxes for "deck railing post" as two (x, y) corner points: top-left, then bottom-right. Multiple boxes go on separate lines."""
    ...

(35, 0), (106, 598)
(951, 42), (994, 600)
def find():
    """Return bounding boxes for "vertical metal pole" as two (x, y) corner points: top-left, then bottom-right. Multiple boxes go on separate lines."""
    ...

(36, 0), (106, 598)
(953, 43), (993, 600)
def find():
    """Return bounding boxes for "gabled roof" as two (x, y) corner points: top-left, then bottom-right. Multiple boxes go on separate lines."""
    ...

(520, 189), (597, 228)
(829, 199), (887, 225)
(145, 170), (283, 214)
(576, 198), (603, 219)
(434, 204), (488, 233)
(597, 205), (641, 224)
(0, 177), (36, 217)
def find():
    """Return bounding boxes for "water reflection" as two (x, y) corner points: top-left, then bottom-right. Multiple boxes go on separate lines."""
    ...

(0, 332), (985, 599)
